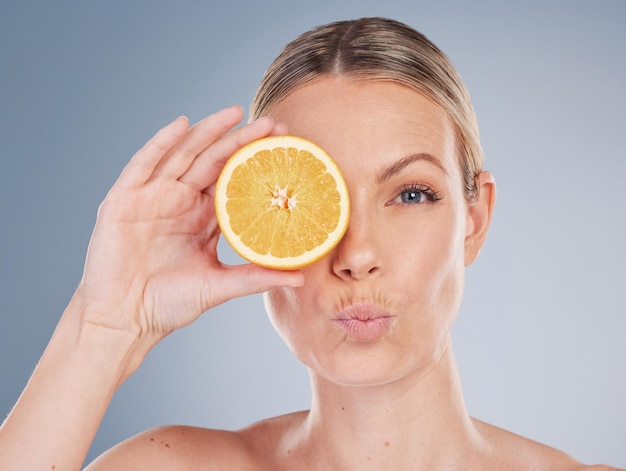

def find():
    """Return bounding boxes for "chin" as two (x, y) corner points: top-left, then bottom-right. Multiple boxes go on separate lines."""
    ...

(302, 340), (418, 388)
(301, 332), (454, 391)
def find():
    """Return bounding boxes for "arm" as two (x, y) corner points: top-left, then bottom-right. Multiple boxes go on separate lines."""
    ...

(0, 106), (303, 471)
(0, 299), (138, 470)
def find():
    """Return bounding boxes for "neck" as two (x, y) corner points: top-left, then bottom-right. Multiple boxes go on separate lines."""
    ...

(297, 339), (482, 470)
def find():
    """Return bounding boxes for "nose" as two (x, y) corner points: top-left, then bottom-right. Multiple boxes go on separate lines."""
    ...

(331, 208), (382, 282)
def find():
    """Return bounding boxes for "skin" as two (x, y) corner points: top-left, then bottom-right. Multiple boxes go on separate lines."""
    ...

(0, 78), (620, 471)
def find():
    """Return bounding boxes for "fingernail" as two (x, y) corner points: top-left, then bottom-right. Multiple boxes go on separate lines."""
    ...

(225, 104), (244, 114)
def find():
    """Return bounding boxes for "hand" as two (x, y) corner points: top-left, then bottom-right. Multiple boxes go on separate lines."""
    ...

(74, 106), (304, 352)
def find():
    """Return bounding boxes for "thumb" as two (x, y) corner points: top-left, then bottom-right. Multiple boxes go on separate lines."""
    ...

(207, 264), (304, 307)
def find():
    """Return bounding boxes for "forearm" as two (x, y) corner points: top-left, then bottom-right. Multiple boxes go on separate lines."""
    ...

(0, 297), (145, 471)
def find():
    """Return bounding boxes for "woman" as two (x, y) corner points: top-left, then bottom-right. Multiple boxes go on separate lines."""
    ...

(0, 17), (619, 470)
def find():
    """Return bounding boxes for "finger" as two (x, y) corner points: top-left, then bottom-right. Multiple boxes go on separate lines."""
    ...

(115, 116), (190, 188)
(208, 264), (304, 308)
(152, 105), (245, 181)
(269, 121), (289, 136)
(177, 116), (278, 191)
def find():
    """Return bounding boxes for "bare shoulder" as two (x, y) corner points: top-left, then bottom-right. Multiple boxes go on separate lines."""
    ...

(84, 412), (307, 471)
(84, 425), (257, 471)
(473, 419), (623, 471)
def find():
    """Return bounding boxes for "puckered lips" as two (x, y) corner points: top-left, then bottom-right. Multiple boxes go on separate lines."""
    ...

(332, 303), (395, 341)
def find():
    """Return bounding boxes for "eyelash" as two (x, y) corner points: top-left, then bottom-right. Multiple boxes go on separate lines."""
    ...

(387, 182), (443, 206)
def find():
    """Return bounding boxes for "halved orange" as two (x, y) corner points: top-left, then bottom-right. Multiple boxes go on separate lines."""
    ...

(215, 135), (350, 269)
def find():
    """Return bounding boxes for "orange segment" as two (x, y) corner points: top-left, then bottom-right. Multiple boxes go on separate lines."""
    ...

(215, 135), (349, 269)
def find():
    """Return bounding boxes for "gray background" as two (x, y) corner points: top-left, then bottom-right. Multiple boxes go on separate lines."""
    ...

(1, 0), (624, 467)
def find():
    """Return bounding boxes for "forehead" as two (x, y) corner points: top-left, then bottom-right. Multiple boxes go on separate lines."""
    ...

(265, 77), (458, 177)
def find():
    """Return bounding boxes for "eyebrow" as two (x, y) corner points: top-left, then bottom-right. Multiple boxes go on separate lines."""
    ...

(376, 152), (448, 184)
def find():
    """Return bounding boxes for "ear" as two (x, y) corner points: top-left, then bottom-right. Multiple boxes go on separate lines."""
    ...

(464, 171), (496, 266)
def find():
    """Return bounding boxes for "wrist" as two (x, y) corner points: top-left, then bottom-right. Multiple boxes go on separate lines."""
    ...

(61, 291), (156, 386)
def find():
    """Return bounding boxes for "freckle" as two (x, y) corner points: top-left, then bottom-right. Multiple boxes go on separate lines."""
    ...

(384, 440), (390, 447)
(149, 438), (154, 441)
(165, 443), (170, 448)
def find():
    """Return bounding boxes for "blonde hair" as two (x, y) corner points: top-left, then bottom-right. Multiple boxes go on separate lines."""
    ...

(250, 17), (483, 201)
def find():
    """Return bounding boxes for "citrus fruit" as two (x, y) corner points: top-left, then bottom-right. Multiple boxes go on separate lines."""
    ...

(215, 135), (350, 269)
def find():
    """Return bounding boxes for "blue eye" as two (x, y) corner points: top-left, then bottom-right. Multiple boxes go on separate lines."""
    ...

(400, 189), (425, 204)
(389, 183), (442, 206)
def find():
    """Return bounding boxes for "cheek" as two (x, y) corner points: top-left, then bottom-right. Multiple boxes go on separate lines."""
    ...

(263, 288), (291, 333)
(397, 209), (466, 313)
(427, 212), (467, 319)
(263, 287), (308, 353)
(264, 286), (332, 370)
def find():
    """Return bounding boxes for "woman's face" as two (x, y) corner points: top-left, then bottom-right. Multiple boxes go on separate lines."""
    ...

(264, 77), (485, 386)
